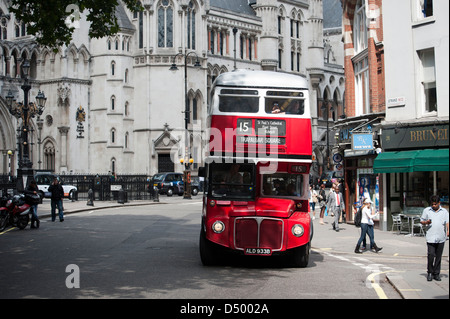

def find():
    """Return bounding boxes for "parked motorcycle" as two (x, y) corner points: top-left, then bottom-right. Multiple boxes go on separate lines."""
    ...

(0, 193), (40, 232)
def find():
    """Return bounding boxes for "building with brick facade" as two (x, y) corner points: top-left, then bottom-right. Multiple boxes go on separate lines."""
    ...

(337, 0), (448, 231)
(336, 0), (386, 227)
(374, 0), (449, 230)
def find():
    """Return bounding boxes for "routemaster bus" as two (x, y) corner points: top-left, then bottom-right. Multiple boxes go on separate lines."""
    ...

(199, 70), (313, 267)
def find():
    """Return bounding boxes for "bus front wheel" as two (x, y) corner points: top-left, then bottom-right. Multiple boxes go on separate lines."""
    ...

(290, 242), (310, 268)
(199, 228), (218, 266)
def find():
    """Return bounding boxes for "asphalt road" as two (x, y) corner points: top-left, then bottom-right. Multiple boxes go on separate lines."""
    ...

(0, 198), (405, 302)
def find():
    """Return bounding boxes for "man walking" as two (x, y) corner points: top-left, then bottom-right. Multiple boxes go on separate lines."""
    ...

(326, 184), (345, 232)
(48, 177), (65, 222)
(420, 195), (449, 281)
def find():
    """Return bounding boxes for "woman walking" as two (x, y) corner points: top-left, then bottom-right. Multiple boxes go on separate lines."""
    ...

(318, 184), (326, 225)
(308, 186), (318, 220)
(355, 198), (382, 253)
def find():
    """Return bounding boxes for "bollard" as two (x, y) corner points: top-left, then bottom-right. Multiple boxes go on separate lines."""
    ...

(153, 186), (159, 202)
(87, 188), (94, 206)
(118, 188), (125, 204)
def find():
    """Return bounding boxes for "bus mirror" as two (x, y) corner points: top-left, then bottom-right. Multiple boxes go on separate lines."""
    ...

(198, 166), (206, 177)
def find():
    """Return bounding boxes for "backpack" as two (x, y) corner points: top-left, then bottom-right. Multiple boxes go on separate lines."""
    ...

(354, 207), (362, 227)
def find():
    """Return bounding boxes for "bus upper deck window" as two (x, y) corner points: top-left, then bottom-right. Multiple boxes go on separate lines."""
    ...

(265, 91), (305, 115)
(218, 89), (259, 113)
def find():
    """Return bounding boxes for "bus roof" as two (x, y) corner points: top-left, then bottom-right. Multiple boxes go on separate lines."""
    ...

(213, 70), (308, 90)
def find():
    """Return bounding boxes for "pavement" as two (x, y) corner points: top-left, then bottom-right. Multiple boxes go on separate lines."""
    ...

(31, 197), (449, 299)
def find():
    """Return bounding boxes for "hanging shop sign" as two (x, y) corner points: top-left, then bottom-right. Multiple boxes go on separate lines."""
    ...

(352, 133), (374, 151)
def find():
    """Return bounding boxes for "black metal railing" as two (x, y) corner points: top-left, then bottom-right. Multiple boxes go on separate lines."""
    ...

(1, 174), (155, 201)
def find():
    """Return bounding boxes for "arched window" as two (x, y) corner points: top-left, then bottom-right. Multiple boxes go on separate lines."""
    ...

(192, 97), (198, 121)
(111, 158), (116, 174)
(111, 96), (116, 111)
(138, 3), (144, 48)
(1, 17), (7, 40)
(125, 101), (129, 116)
(111, 128), (116, 144)
(158, 0), (173, 48)
(44, 142), (55, 171)
(187, 1), (196, 50)
(111, 61), (115, 75)
(125, 132), (129, 149)
(125, 69), (129, 83)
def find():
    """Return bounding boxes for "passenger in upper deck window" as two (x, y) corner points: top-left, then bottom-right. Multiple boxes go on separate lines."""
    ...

(271, 102), (281, 113)
(286, 100), (303, 114)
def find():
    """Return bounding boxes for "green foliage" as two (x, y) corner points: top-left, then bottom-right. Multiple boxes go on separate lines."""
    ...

(9, 0), (142, 48)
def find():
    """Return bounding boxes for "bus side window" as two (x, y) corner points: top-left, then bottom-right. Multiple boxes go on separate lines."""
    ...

(285, 100), (304, 115)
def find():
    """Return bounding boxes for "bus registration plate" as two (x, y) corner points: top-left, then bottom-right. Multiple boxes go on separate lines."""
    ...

(244, 248), (272, 256)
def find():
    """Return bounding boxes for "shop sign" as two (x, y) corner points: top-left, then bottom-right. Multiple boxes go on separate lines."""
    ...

(382, 124), (449, 150)
(352, 133), (374, 150)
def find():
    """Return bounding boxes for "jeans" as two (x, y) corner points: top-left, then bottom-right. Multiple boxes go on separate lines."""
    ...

(30, 204), (38, 221)
(357, 223), (375, 248)
(51, 199), (64, 221)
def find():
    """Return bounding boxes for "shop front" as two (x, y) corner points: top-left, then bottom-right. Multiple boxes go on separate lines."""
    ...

(336, 117), (384, 229)
(373, 123), (449, 231)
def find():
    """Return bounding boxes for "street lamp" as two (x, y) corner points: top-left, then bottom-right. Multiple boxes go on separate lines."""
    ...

(7, 150), (13, 182)
(180, 157), (194, 199)
(170, 51), (201, 199)
(321, 100), (334, 171)
(4, 59), (47, 191)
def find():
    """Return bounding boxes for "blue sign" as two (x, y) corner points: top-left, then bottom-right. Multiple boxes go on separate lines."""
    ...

(352, 133), (373, 150)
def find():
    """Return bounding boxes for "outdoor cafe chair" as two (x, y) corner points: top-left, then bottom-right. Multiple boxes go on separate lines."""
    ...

(391, 214), (408, 234)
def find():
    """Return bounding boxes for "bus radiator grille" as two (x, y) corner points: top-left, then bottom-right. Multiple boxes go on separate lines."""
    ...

(234, 218), (283, 251)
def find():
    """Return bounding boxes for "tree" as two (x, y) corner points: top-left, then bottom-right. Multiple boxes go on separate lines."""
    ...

(9, 0), (142, 48)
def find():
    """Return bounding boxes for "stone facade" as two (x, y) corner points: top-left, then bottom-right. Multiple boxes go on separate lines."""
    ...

(1, 0), (344, 177)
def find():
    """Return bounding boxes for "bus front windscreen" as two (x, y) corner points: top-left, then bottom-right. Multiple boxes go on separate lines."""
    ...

(210, 163), (254, 199)
(261, 173), (305, 198)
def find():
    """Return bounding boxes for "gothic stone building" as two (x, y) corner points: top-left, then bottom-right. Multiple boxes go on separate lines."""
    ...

(1, 0), (344, 177)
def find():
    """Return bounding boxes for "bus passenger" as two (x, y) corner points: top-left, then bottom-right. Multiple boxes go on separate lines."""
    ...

(286, 100), (303, 114)
(263, 183), (273, 195)
(226, 164), (243, 184)
(287, 183), (299, 196)
(271, 102), (281, 114)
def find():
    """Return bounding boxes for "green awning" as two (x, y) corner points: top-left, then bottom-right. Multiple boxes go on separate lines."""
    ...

(414, 149), (449, 172)
(373, 150), (419, 173)
(373, 149), (449, 173)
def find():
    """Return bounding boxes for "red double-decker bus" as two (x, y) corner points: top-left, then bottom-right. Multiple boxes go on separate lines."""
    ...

(199, 70), (313, 267)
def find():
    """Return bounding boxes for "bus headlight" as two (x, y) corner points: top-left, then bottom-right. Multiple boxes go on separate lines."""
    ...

(212, 221), (225, 233)
(291, 224), (304, 237)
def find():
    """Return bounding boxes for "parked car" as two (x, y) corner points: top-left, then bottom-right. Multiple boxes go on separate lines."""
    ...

(190, 176), (200, 196)
(152, 172), (184, 196)
(34, 172), (78, 200)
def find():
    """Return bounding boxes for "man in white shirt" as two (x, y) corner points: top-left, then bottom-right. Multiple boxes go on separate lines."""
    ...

(420, 195), (449, 281)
